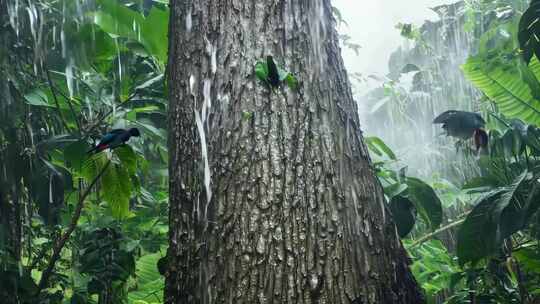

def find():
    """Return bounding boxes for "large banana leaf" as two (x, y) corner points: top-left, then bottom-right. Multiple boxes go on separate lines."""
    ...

(128, 252), (165, 304)
(462, 56), (540, 125)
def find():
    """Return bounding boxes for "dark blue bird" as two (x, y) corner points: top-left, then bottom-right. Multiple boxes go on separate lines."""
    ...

(433, 110), (488, 151)
(87, 128), (140, 154)
(266, 56), (281, 88)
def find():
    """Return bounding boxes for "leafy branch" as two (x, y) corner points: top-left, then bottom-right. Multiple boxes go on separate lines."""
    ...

(409, 217), (467, 248)
(36, 160), (112, 295)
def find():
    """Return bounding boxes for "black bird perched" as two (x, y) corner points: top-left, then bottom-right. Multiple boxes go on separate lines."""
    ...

(433, 110), (488, 151)
(87, 128), (140, 154)
(266, 55), (281, 88)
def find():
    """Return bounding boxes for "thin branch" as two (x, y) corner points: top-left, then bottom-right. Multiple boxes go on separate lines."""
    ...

(84, 93), (138, 137)
(44, 68), (71, 131)
(45, 68), (82, 133)
(409, 217), (467, 248)
(35, 160), (111, 295)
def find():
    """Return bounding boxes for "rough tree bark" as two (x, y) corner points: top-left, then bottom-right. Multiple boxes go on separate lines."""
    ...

(166, 0), (424, 303)
(0, 0), (24, 265)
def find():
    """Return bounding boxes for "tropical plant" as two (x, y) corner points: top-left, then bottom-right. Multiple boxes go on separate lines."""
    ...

(0, 0), (169, 302)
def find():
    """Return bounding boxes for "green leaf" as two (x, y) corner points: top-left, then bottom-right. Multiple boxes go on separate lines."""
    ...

(457, 189), (505, 265)
(385, 182), (408, 198)
(501, 128), (523, 157)
(255, 61), (269, 82)
(462, 56), (540, 125)
(462, 176), (501, 192)
(518, 57), (540, 100)
(114, 145), (138, 176)
(64, 140), (91, 173)
(128, 252), (165, 303)
(519, 0), (540, 64)
(457, 172), (531, 266)
(525, 125), (540, 153)
(24, 89), (51, 107)
(94, 0), (169, 64)
(82, 153), (133, 219)
(140, 7), (169, 63)
(405, 177), (443, 230)
(277, 65), (298, 89)
(493, 171), (530, 242)
(103, 162), (132, 219)
(284, 73), (298, 89)
(514, 248), (540, 274)
(365, 136), (397, 160)
(389, 195), (416, 238)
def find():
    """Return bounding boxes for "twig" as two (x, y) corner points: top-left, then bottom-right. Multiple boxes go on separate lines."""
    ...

(45, 68), (82, 133)
(44, 67), (71, 131)
(35, 160), (111, 295)
(409, 217), (467, 248)
(84, 93), (138, 137)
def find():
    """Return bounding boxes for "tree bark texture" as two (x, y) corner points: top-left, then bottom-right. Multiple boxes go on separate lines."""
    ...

(0, 0), (24, 265)
(166, 0), (424, 303)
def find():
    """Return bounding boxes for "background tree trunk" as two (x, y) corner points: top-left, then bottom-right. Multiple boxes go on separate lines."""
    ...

(166, 0), (424, 303)
(0, 0), (25, 266)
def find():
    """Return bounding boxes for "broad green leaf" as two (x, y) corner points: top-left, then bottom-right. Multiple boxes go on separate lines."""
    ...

(103, 162), (132, 219)
(24, 89), (51, 107)
(501, 128), (523, 157)
(128, 252), (165, 304)
(462, 176), (501, 192)
(140, 7), (169, 63)
(389, 195), (416, 238)
(384, 182), (408, 198)
(365, 136), (397, 160)
(82, 153), (134, 219)
(94, 0), (169, 64)
(457, 189), (505, 265)
(284, 73), (298, 89)
(64, 140), (91, 173)
(518, 0), (540, 64)
(458, 171), (532, 266)
(255, 61), (268, 82)
(514, 248), (540, 274)
(462, 56), (540, 125)
(518, 57), (540, 100)
(405, 177), (443, 230)
(525, 125), (540, 153)
(114, 145), (138, 176)
(493, 171), (530, 242)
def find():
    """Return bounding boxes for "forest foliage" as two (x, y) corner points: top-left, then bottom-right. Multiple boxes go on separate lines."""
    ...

(1, 0), (168, 303)
(3, 0), (540, 303)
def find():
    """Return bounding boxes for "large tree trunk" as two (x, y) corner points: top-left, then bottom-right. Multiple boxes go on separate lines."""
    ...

(166, 0), (423, 303)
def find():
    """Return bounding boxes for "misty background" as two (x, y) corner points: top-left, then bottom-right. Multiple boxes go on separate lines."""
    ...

(334, 0), (456, 79)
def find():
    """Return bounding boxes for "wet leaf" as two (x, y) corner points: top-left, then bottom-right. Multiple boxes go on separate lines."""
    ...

(457, 189), (505, 265)
(405, 177), (443, 230)
(64, 140), (90, 172)
(389, 195), (416, 238)
(24, 89), (51, 107)
(255, 61), (269, 82)
(519, 0), (540, 64)
(365, 136), (397, 160)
